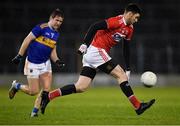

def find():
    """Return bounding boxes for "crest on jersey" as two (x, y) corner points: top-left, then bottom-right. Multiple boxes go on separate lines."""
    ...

(112, 32), (125, 42)
(45, 32), (54, 38)
(50, 33), (55, 38)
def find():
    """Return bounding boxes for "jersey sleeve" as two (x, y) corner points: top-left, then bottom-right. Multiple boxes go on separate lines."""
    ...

(31, 25), (42, 38)
(106, 16), (120, 29)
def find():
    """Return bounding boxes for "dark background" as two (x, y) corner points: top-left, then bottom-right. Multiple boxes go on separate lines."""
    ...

(0, 0), (180, 74)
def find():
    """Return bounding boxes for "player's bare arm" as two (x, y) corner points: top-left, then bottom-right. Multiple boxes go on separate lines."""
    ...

(50, 46), (59, 62)
(50, 46), (65, 68)
(12, 32), (36, 64)
(18, 32), (36, 56)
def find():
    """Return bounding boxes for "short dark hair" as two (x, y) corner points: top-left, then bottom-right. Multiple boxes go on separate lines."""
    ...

(125, 3), (141, 15)
(50, 8), (64, 19)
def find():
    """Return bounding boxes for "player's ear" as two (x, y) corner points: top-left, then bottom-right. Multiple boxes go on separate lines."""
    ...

(125, 11), (133, 17)
(128, 12), (134, 16)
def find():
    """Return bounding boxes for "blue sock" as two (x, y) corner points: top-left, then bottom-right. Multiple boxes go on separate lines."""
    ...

(32, 108), (39, 114)
(15, 83), (21, 90)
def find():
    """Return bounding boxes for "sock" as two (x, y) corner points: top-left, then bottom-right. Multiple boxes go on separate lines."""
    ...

(120, 81), (134, 97)
(32, 107), (39, 114)
(120, 81), (140, 109)
(128, 95), (140, 109)
(42, 91), (49, 100)
(15, 83), (21, 90)
(49, 88), (61, 100)
(49, 84), (76, 100)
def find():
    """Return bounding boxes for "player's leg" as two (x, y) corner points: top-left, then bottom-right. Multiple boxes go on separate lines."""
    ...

(40, 66), (96, 114)
(31, 60), (53, 116)
(39, 71), (53, 114)
(109, 65), (141, 108)
(21, 77), (40, 117)
(9, 77), (40, 99)
(9, 58), (41, 99)
(97, 59), (155, 115)
(31, 71), (52, 115)
(30, 90), (42, 117)
(21, 58), (40, 95)
(109, 64), (155, 115)
(48, 66), (96, 100)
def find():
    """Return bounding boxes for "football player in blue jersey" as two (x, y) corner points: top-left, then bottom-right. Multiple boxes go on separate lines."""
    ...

(9, 8), (65, 117)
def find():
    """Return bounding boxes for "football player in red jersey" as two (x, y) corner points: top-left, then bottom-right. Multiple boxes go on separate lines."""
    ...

(41, 3), (155, 115)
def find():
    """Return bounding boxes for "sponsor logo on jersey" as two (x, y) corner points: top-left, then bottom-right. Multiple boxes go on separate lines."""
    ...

(35, 36), (56, 48)
(112, 32), (125, 42)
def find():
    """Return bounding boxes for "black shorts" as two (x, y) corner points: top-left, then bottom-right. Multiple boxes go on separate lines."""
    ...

(80, 59), (118, 79)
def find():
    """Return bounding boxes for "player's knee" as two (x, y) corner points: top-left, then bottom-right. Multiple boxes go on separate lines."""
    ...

(29, 90), (39, 96)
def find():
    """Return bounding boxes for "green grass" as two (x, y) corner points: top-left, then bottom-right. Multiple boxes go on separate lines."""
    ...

(0, 86), (180, 125)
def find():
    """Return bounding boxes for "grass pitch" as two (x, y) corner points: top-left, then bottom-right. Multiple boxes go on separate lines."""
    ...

(0, 86), (180, 125)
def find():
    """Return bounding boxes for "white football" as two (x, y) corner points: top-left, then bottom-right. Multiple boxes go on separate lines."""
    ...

(140, 71), (157, 87)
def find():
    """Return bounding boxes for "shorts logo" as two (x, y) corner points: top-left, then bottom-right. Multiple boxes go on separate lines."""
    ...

(30, 69), (33, 73)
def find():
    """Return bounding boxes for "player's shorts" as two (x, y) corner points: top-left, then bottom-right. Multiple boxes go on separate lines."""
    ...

(82, 45), (112, 68)
(24, 58), (52, 78)
(81, 45), (118, 79)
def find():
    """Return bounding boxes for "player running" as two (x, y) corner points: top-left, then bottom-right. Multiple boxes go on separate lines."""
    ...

(9, 8), (65, 117)
(41, 3), (155, 115)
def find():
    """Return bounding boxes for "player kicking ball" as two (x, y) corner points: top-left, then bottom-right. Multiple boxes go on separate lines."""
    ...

(40, 3), (155, 115)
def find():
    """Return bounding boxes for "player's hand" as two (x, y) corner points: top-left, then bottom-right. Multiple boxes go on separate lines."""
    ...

(125, 70), (131, 81)
(55, 59), (65, 68)
(77, 43), (87, 55)
(12, 54), (23, 64)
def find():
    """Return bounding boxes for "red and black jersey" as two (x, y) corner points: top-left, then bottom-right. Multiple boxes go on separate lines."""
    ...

(91, 15), (134, 52)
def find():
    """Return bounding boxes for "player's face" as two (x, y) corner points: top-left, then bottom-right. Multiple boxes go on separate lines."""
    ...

(129, 13), (140, 25)
(50, 16), (64, 30)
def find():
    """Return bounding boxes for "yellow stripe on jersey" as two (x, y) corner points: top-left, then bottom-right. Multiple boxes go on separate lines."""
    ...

(35, 36), (56, 48)
(40, 23), (48, 29)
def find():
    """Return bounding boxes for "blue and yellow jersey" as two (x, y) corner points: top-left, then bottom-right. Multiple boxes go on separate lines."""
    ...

(27, 23), (59, 64)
